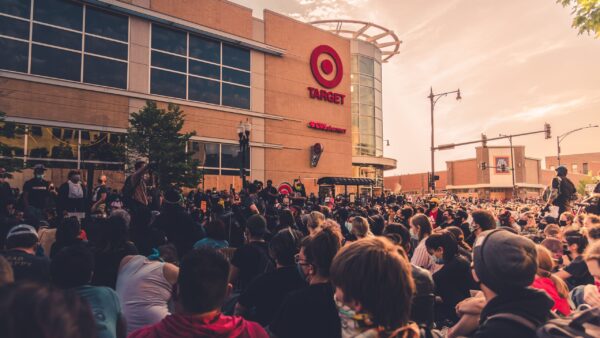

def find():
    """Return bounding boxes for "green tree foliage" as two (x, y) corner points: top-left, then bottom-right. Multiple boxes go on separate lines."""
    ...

(558, 0), (600, 37)
(577, 176), (598, 195)
(127, 101), (200, 190)
(0, 112), (25, 177)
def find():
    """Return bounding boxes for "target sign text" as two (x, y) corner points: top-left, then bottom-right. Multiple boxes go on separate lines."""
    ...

(308, 45), (345, 105)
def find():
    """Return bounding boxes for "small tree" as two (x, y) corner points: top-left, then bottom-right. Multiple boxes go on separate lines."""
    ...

(127, 101), (200, 190)
(557, 0), (600, 37)
(577, 176), (598, 195)
(0, 111), (25, 177)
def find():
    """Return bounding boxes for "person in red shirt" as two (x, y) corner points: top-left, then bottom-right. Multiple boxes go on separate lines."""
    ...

(128, 248), (268, 338)
(531, 245), (571, 316)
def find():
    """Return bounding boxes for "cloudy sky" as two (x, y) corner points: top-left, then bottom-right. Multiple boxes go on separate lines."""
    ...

(234, 0), (600, 175)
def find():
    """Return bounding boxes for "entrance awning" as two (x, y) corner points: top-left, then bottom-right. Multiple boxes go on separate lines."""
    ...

(317, 177), (375, 186)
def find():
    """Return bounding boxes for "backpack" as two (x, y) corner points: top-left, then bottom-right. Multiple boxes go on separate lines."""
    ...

(536, 307), (600, 338)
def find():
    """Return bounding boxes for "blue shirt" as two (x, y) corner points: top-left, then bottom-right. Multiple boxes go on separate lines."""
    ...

(193, 237), (229, 250)
(75, 285), (121, 338)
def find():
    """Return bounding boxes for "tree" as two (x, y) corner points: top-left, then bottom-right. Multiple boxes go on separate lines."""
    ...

(0, 111), (25, 177)
(577, 176), (598, 195)
(127, 101), (200, 190)
(557, 0), (600, 37)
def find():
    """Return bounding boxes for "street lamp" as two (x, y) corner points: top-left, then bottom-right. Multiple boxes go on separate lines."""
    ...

(557, 124), (598, 165)
(428, 87), (461, 194)
(237, 119), (251, 189)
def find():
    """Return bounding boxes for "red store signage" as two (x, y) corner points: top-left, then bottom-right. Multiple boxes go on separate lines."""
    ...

(308, 121), (346, 134)
(308, 45), (345, 105)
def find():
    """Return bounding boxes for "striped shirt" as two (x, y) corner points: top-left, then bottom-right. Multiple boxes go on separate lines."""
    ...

(411, 237), (436, 273)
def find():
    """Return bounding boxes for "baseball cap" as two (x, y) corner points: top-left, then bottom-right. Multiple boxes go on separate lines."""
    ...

(33, 164), (46, 171)
(430, 198), (440, 204)
(473, 229), (537, 294)
(6, 224), (39, 240)
(246, 214), (268, 237)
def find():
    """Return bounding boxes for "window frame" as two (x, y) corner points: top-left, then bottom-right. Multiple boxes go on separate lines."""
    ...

(189, 140), (251, 176)
(0, 0), (129, 89)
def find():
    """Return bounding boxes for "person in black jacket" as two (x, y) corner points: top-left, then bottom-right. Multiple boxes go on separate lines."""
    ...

(470, 229), (553, 338)
(57, 170), (87, 218)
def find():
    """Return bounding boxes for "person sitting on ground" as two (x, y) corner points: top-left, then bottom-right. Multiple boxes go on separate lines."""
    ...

(555, 230), (594, 289)
(530, 245), (571, 316)
(128, 248), (268, 338)
(306, 211), (325, 236)
(330, 237), (420, 338)
(50, 216), (86, 258)
(426, 231), (474, 326)
(1, 224), (50, 284)
(230, 215), (273, 292)
(410, 214), (436, 273)
(269, 226), (342, 338)
(51, 245), (125, 338)
(446, 226), (472, 260)
(351, 216), (373, 240)
(235, 228), (307, 326)
(470, 229), (553, 338)
(465, 210), (496, 247)
(194, 220), (229, 249)
(569, 240), (600, 308)
(541, 224), (563, 262)
(0, 282), (97, 338)
(0, 256), (14, 286)
(116, 245), (179, 335)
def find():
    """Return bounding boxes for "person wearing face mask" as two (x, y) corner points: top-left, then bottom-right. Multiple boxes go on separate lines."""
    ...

(465, 210), (496, 247)
(330, 237), (424, 338)
(555, 230), (594, 289)
(269, 226), (342, 338)
(22, 164), (51, 222)
(57, 170), (87, 218)
(409, 214), (436, 273)
(558, 211), (574, 227)
(425, 231), (474, 326)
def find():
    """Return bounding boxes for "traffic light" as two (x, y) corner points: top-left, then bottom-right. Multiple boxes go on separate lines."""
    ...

(481, 162), (487, 170)
(544, 123), (551, 139)
(481, 133), (487, 148)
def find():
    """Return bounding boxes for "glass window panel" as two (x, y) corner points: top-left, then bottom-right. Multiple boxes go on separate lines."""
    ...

(31, 44), (81, 81)
(28, 126), (77, 163)
(351, 55), (358, 74)
(375, 90), (382, 108)
(375, 79), (381, 92)
(360, 74), (373, 87)
(188, 76), (220, 105)
(221, 143), (243, 169)
(375, 107), (382, 119)
(359, 86), (374, 105)
(34, 0), (83, 30)
(375, 118), (383, 137)
(359, 56), (374, 76)
(189, 59), (219, 80)
(84, 55), (127, 89)
(0, 15), (29, 39)
(189, 35), (220, 63)
(0, 0), (30, 18)
(222, 67), (249, 86)
(222, 44), (249, 70)
(374, 61), (382, 80)
(85, 35), (127, 60)
(351, 114), (358, 133)
(351, 103), (358, 115)
(351, 84), (358, 103)
(202, 142), (220, 168)
(359, 104), (374, 116)
(33, 24), (82, 50)
(350, 73), (358, 84)
(0, 122), (25, 158)
(151, 50), (186, 72)
(151, 24), (186, 55)
(0, 37), (28, 72)
(150, 68), (186, 99)
(222, 83), (250, 109)
(85, 6), (128, 42)
(81, 130), (125, 162)
(222, 169), (248, 176)
(359, 116), (375, 135)
(62, 129), (74, 140)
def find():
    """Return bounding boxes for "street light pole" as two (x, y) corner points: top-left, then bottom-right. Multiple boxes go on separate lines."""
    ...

(428, 87), (461, 194)
(557, 124), (598, 166)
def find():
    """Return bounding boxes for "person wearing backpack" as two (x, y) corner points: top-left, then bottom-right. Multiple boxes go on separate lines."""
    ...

(546, 166), (577, 217)
(470, 229), (553, 338)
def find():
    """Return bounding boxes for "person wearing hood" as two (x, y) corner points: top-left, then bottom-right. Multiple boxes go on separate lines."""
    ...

(129, 248), (267, 338)
(470, 229), (553, 338)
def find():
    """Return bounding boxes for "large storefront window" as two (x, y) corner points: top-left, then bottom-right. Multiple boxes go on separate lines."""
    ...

(150, 23), (251, 110)
(0, 121), (125, 170)
(189, 141), (250, 176)
(0, 0), (129, 89)
(351, 55), (383, 157)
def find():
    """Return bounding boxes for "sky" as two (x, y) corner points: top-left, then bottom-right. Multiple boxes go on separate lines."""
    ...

(233, 0), (600, 175)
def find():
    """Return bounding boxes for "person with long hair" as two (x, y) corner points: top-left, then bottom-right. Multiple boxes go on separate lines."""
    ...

(409, 214), (435, 272)
(531, 245), (571, 316)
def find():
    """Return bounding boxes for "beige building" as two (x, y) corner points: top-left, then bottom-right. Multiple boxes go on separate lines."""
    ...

(0, 0), (399, 194)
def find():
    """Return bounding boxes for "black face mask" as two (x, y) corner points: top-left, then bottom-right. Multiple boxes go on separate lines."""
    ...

(559, 220), (567, 226)
(517, 219), (528, 226)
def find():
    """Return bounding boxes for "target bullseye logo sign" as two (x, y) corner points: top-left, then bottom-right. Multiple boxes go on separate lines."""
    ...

(307, 45), (346, 105)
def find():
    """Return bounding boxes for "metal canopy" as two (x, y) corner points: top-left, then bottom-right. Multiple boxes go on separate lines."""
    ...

(317, 177), (375, 186)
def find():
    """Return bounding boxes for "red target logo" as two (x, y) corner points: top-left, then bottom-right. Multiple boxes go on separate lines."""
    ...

(310, 45), (343, 89)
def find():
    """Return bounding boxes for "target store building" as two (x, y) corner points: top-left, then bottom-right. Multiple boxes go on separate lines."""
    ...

(0, 0), (397, 194)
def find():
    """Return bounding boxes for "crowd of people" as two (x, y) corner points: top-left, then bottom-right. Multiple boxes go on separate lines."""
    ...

(0, 161), (600, 338)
